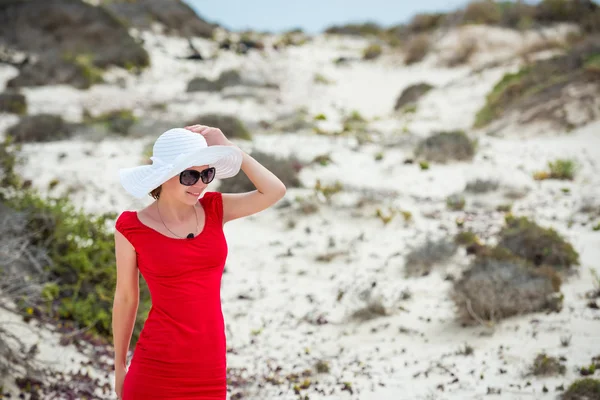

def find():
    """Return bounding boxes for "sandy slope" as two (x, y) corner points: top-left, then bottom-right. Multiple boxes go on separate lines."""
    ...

(1, 24), (599, 400)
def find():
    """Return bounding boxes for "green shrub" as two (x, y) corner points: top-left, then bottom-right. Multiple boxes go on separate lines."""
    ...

(0, 91), (27, 115)
(415, 131), (475, 163)
(0, 138), (23, 193)
(187, 114), (252, 140)
(562, 378), (600, 400)
(447, 194), (466, 211)
(363, 44), (382, 60)
(313, 74), (332, 85)
(7, 114), (73, 143)
(498, 215), (579, 269)
(3, 190), (151, 344)
(548, 159), (576, 180)
(455, 231), (480, 247)
(66, 53), (105, 88)
(87, 109), (137, 135)
(218, 150), (301, 193)
(530, 353), (567, 376)
(474, 68), (531, 128)
(405, 34), (430, 65)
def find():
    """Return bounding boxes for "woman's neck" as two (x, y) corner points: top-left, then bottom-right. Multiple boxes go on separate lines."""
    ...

(155, 195), (196, 223)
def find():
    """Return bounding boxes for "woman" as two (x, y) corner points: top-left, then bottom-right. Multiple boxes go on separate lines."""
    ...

(112, 125), (286, 399)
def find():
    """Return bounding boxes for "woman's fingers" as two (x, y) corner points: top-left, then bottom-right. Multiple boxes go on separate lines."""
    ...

(185, 124), (212, 134)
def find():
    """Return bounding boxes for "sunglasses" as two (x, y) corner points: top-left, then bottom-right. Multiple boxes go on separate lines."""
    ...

(179, 167), (216, 186)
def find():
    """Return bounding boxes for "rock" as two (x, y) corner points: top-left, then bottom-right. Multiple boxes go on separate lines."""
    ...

(0, 91), (27, 115)
(394, 83), (433, 111)
(0, 0), (149, 89)
(7, 114), (73, 143)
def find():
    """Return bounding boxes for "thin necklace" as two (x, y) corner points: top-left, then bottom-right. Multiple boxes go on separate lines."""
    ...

(156, 202), (199, 239)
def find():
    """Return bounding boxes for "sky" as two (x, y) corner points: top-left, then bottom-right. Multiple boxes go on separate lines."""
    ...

(184, 0), (476, 34)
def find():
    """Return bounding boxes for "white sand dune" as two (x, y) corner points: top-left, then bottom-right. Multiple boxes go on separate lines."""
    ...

(1, 23), (599, 400)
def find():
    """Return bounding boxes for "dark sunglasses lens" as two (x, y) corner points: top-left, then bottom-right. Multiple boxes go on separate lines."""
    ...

(201, 167), (216, 184)
(180, 170), (200, 186)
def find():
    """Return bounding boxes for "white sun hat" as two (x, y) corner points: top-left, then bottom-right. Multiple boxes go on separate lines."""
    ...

(119, 128), (242, 199)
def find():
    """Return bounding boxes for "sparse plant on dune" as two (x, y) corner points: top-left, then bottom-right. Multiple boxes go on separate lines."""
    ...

(219, 151), (302, 193)
(498, 215), (579, 270)
(314, 180), (343, 202)
(404, 34), (430, 65)
(534, 159), (576, 181)
(447, 194), (466, 211)
(7, 114), (73, 143)
(562, 378), (600, 400)
(363, 43), (383, 60)
(529, 353), (567, 376)
(394, 82), (433, 111)
(415, 131), (475, 163)
(452, 256), (562, 326)
(186, 113), (252, 140)
(404, 238), (458, 277)
(474, 36), (600, 129)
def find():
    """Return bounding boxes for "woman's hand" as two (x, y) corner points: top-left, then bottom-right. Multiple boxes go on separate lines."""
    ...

(184, 125), (234, 147)
(115, 364), (127, 399)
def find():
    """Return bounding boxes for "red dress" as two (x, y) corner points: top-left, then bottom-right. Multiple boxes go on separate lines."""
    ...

(115, 192), (228, 400)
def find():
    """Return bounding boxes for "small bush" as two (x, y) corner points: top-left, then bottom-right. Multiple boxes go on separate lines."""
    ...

(0, 91), (27, 115)
(447, 194), (466, 211)
(363, 44), (382, 60)
(313, 74), (332, 84)
(562, 378), (600, 400)
(455, 231), (480, 247)
(462, 1), (503, 25)
(445, 38), (477, 67)
(452, 256), (561, 324)
(404, 238), (458, 277)
(530, 353), (567, 376)
(186, 77), (220, 92)
(415, 131), (475, 163)
(87, 109), (137, 135)
(408, 13), (447, 33)
(187, 114), (252, 140)
(0, 138), (23, 192)
(394, 83), (433, 111)
(3, 190), (151, 344)
(465, 178), (499, 193)
(535, 159), (577, 181)
(404, 34), (430, 65)
(498, 216), (579, 269)
(218, 151), (301, 193)
(549, 159), (576, 180)
(7, 114), (73, 143)
(187, 70), (242, 92)
(324, 22), (382, 36)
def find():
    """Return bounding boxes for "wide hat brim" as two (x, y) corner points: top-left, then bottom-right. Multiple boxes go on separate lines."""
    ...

(119, 145), (242, 199)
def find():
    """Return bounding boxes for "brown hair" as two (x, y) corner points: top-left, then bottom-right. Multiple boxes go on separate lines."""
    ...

(150, 186), (162, 199)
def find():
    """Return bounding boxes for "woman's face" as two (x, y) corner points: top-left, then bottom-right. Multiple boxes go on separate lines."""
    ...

(161, 165), (211, 203)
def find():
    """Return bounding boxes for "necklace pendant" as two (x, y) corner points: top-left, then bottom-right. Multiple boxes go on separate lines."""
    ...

(186, 233), (195, 239)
